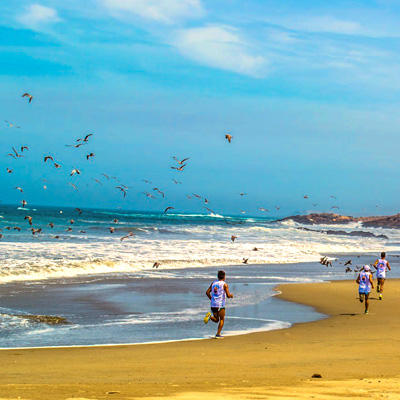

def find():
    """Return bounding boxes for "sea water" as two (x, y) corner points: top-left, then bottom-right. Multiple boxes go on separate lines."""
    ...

(0, 205), (399, 348)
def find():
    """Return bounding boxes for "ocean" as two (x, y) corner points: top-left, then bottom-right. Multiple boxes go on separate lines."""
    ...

(1, 204), (399, 348)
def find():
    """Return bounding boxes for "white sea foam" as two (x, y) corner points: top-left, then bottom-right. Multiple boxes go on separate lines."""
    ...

(1, 218), (399, 283)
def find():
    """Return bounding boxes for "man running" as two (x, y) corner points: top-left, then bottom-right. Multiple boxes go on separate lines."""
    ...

(204, 270), (234, 338)
(373, 252), (391, 300)
(356, 265), (374, 314)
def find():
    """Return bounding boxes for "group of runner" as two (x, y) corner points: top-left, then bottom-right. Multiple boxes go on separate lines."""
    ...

(357, 252), (391, 314)
(204, 252), (392, 338)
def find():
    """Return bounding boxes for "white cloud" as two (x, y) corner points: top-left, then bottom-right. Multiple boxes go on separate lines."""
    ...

(17, 4), (61, 29)
(173, 26), (267, 77)
(281, 16), (362, 35)
(102, 0), (204, 23)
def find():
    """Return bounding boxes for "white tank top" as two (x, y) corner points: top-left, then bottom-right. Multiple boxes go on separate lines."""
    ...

(210, 280), (226, 308)
(359, 271), (372, 292)
(376, 259), (388, 278)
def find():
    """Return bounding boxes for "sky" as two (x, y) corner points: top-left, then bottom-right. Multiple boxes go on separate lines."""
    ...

(1, 0), (400, 217)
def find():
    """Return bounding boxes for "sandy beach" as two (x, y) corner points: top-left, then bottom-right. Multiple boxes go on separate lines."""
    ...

(0, 278), (399, 399)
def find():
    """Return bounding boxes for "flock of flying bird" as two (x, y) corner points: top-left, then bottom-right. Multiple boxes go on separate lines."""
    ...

(1, 92), (367, 269)
(320, 256), (377, 274)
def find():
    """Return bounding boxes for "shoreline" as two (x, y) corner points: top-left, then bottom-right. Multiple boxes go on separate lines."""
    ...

(1, 279), (400, 399)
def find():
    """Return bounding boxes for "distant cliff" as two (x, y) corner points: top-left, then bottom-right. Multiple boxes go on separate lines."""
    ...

(276, 213), (400, 229)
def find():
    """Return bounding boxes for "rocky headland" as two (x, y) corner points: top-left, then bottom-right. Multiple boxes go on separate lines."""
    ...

(277, 213), (400, 229)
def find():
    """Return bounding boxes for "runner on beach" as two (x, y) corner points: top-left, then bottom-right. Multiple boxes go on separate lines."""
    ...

(204, 270), (234, 338)
(356, 265), (374, 314)
(373, 252), (391, 300)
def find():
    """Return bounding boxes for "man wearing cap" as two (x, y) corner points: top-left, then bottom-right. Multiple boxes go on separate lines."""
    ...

(373, 252), (391, 300)
(356, 265), (374, 314)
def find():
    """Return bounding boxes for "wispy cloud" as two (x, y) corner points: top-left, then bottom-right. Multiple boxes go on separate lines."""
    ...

(173, 25), (267, 77)
(102, 0), (204, 23)
(17, 4), (61, 30)
(282, 16), (362, 35)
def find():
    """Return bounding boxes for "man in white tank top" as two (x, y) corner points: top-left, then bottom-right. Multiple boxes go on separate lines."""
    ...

(356, 265), (374, 314)
(373, 252), (391, 300)
(204, 270), (234, 338)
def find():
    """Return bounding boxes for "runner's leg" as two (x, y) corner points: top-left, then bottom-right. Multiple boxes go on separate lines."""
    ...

(216, 308), (225, 336)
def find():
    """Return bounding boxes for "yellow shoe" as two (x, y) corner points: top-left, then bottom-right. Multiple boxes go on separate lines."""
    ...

(204, 312), (211, 324)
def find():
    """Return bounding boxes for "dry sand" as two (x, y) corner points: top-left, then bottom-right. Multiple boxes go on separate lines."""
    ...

(1, 279), (400, 399)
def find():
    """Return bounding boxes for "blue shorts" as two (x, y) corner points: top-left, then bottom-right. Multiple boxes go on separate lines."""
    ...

(359, 290), (370, 295)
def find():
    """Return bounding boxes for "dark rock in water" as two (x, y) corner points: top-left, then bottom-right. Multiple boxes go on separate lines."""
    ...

(9, 314), (69, 325)
(298, 227), (388, 240)
(311, 373), (322, 378)
(277, 213), (357, 225)
(277, 212), (400, 230)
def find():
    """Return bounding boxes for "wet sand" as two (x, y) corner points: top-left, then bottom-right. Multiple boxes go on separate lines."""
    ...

(1, 279), (400, 399)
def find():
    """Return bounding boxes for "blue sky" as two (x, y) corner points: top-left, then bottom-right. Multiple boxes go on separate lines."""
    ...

(1, 0), (400, 216)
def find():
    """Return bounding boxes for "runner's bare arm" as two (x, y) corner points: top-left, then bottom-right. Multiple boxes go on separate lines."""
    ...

(373, 260), (379, 269)
(356, 274), (360, 284)
(387, 261), (391, 271)
(224, 283), (234, 298)
(206, 284), (212, 300)
(369, 274), (374, 289)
